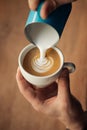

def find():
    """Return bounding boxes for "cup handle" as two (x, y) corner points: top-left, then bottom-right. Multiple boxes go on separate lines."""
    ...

(63, 62), (76, 73)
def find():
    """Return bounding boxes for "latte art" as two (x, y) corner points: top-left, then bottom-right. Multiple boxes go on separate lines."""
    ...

(31, 56), (54, 73)
(23, 47), (60, 76)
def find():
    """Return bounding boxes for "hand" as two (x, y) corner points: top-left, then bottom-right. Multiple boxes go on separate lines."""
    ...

(16, 67), (86, 130)
(28, 0), (77, 19)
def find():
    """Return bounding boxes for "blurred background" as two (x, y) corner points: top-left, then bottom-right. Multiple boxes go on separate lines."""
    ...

(0, 0), (87, 130)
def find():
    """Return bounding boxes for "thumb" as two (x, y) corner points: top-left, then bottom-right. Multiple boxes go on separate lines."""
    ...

(57, 68), (71, 99)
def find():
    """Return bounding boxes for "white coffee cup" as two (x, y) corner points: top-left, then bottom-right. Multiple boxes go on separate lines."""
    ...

(18, 44), (75, 88)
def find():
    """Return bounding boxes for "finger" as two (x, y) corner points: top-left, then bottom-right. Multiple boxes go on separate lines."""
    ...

(16, 67), (36, 103)
(40, 0), (59, 19)
(36, 82), (58, 101)
(28, 0), (40, 10)
(57, 68), (71, 99)
(40, 0), (76, 19)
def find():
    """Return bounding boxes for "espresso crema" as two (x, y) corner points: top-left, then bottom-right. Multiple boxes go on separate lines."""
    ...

(23, 47), (60, 76)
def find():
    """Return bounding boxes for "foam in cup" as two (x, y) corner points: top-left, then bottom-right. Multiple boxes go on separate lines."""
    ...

(23, 47), (60, 76)
(31, 56), (54, 73)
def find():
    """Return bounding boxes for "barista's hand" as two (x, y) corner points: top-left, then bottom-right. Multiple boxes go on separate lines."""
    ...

(28, 0), (77, 19)
(16, 67), (86, 130)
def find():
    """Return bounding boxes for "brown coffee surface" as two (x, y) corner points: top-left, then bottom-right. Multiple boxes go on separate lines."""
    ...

(23, 47), (60, 76)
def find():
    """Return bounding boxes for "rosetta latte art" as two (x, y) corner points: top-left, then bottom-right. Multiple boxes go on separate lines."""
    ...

(31, 56), (54, 73)
(23, 47), (60, 76)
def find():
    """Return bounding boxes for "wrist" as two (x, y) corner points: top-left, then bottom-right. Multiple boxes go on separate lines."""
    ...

(66, 122), (84, 130)
(66, 111), (87, 130)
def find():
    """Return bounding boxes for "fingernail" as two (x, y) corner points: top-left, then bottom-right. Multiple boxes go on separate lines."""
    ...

(59, 68), (69, 79)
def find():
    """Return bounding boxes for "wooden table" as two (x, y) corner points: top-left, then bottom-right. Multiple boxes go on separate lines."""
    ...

(0, 0), (87, 130)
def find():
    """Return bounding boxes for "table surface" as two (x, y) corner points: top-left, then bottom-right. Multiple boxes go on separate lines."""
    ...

(0, 0), (87, 130)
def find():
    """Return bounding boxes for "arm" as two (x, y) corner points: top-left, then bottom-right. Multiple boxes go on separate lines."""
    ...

(16, 68), (87, 130)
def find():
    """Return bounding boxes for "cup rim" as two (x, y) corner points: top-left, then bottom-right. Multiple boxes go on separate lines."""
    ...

(18, 44), (64, 79)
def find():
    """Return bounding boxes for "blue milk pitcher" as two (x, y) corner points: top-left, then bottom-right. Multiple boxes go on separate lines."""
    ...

(24, 0), (72, 46)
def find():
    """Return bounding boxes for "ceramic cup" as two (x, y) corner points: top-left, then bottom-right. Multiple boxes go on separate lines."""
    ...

(24, 1), (72, 46)
(18, 44), (75, 88)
